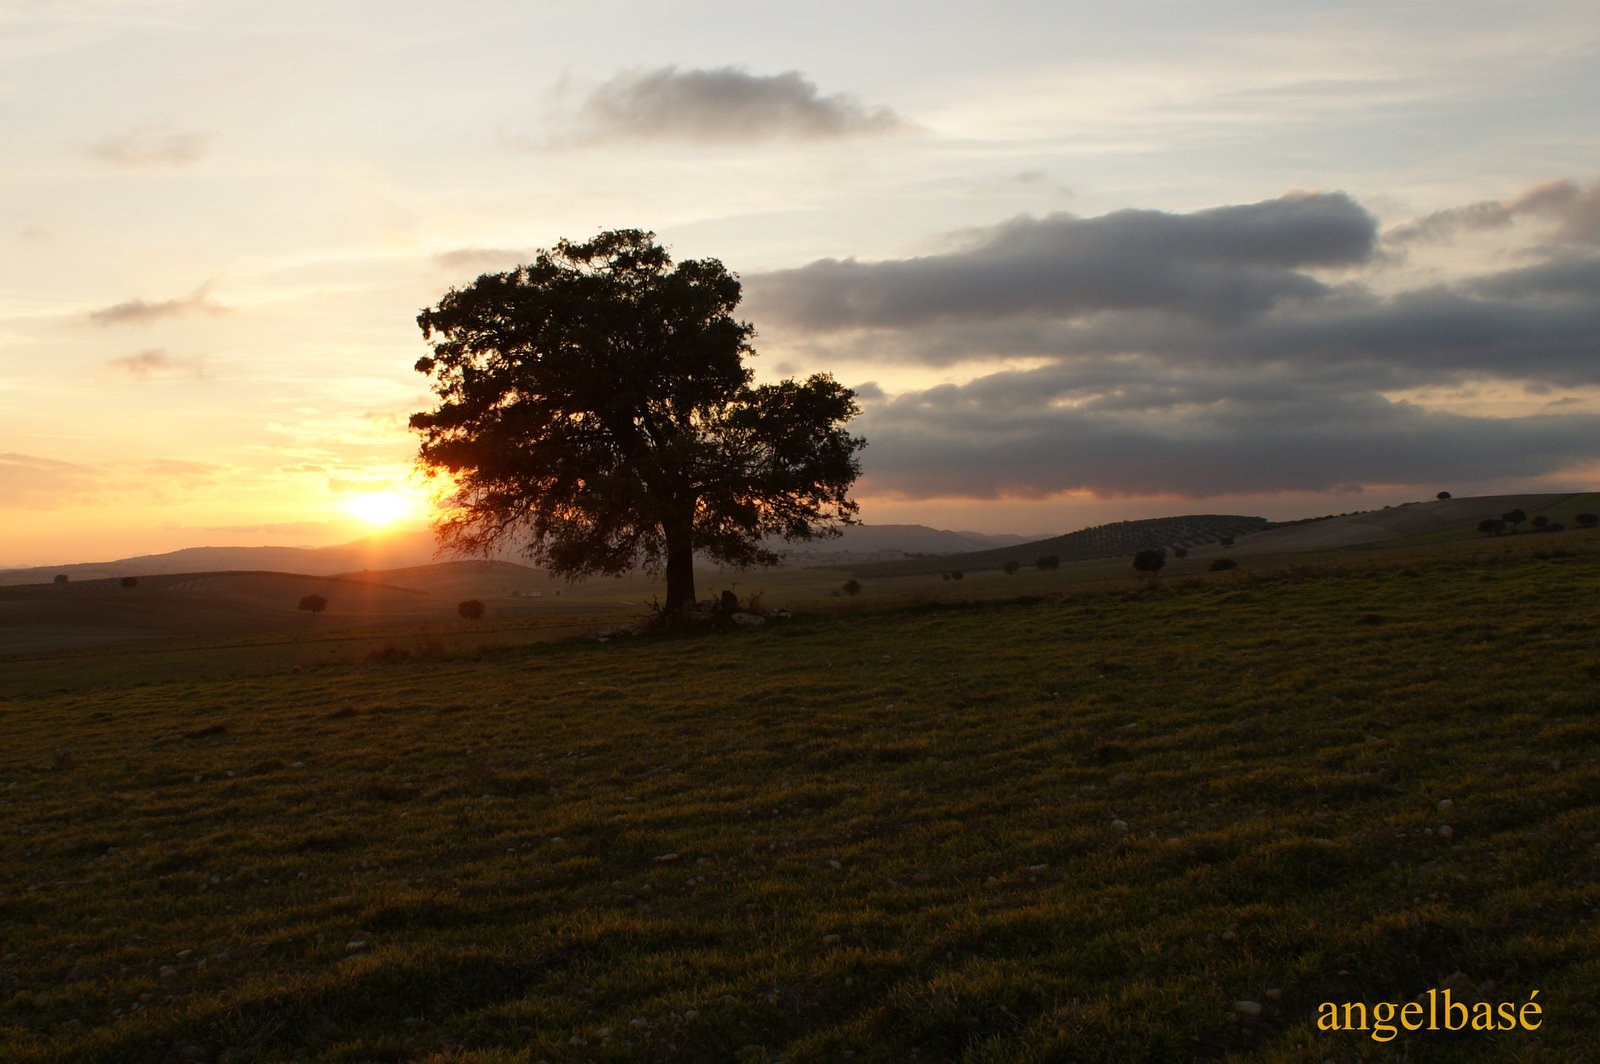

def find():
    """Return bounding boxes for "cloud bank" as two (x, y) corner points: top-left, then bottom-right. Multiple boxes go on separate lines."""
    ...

(566, 66), (912, 145)
(746, 183), (1600, 500)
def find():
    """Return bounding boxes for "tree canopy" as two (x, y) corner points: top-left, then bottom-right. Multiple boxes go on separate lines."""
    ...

(410, 229), (865, 615)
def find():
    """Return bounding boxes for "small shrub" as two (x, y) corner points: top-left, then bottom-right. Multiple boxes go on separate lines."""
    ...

(53, 574), (68, 586)
(298, 593), (328, 615)
(1132, 549), (1166, 576)
(1172, 546), (1188, 559)
(948, 570), (964, 581)
(842, 579), (862, 596)
(120, 576), (138, 588)
(1209, 558), (1238, 572)
(458, 599), (486, 620)
(1576, 512), (1598, 528)
(1531, 515), (1549, 530)
(1478, 518), (1507, 536)
(1035, 555), (1060, 571)
(1002, 560), (1020, 575)
(1436, 490), (1452, 500)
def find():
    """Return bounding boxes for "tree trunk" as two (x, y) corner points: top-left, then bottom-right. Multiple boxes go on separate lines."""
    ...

(663, 516), (696, 616)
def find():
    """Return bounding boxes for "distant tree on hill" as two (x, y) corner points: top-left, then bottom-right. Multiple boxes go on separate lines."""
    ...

(1209, 558), (1238, 572)
(1576, 512), (1598, 528)
(1218, 535), (1235, 548)
(1502, 508), (1527, 532)
(298, 593), (328, 615)
(1172, 546), (1188, 559)
(947, 570), (964, 581)
(1531, 515), (1549, 531)
(1546, 521), (1565, 532)
(53, 574), (67, 586)
(1002, 560), (1020, 575)
(458, 598), (485, 620)
(120, 576), (138, 588)
(1477, 518), (1507, 536)
(1132, 549), (1166, 576)
(841, 578), (862, 596)
(1035, 555), (1060, 571)
(1436, 491), (1452, 500)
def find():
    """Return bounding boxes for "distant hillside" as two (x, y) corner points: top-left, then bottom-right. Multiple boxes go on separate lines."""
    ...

(849, 514), (1270, 577)
(770, 524), (1047, 565)
(0, 524), (1039, 586)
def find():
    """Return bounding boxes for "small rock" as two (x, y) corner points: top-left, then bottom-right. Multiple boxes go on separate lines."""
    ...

(158, 966), (178, 981)
(730, 612), (765, 628)
(1264, 988), (1282, 1001)
(345, 941), (367, 953)
(1110, 819), (1129, 833)
(653, 853), (680, 863)
(1438, 824), (1454, 841)
(1221, 929), (1237, 942)
(823, 934), (840, 943)
(1234, 1000), (1263, 1017)
(1437, 798), (1454, 813)
(683, 1009), (700, 1021)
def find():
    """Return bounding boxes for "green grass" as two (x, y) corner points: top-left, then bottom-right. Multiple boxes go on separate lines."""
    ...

(3, 536), (1599, 1062)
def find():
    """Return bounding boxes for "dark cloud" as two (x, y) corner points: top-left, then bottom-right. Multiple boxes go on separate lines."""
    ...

(89, 130), (216, 167)
(88, 282), (228, 326)
(567, 66), (913, 145)
(856, 380), (1600, 499)
(745, 192), (1378, 330)
(106, 349), (206, 379)
(747, 188), (1600, 500)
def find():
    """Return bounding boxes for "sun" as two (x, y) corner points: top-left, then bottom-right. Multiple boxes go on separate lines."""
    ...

(345, 490), (421, 528)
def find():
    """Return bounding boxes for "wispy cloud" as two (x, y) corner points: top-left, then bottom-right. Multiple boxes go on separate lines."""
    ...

(431, 247), (535, 275)
(87, 281), (229, 326)
(88, 129), (217, 167)
(561, 66), (915, 145)
(106, 348), (206, 379)
(1386, 179), (1600, 246)
(0, 452), (101, 510)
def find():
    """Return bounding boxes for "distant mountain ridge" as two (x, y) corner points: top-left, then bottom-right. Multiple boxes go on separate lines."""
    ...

(0, 524), (1039, 587)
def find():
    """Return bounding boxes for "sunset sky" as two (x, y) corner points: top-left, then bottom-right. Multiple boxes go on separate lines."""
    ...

(3, 0), (1599, 567)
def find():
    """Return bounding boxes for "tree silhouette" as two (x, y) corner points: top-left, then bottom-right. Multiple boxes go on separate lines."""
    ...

(1501, 508), (1527, 533)
(1002, 560), (1020, 574)
(1436, 491), (1452, 500)
(411, 230), (865, 617)
(1576, 512), (1598, 528)
(457, 599), (485, 620)
(1035, 555), (1060, 571)
(1531, 515), (1549, 531)
(120, 576), (138, 588)
(1477, 518), (1507, 536)
(53, 574), (67, 586)
(298, 594), (328, 615)
(841, 578), (862, 596)
(1132, 549), (1166, 576)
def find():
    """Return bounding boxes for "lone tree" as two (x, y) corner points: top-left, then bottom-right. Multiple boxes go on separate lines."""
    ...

(1575, 512), (1598, 528)
(298, 593), (328, 615)
(411, 230), (865, 617)
(457, 598), (486, 620)
(1002, 559), (1020, 575)
(1477, 517), (1507, 536)
(1436, 491), (1452, 500)
(1132, 548), (1166, 576)
(1501, 508), (1527, 533)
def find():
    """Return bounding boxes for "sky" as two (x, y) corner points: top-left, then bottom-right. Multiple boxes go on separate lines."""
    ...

(3, 0), (1599, 567)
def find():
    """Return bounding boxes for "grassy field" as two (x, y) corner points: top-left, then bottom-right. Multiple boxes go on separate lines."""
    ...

(3, 533), (1599, 1062)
